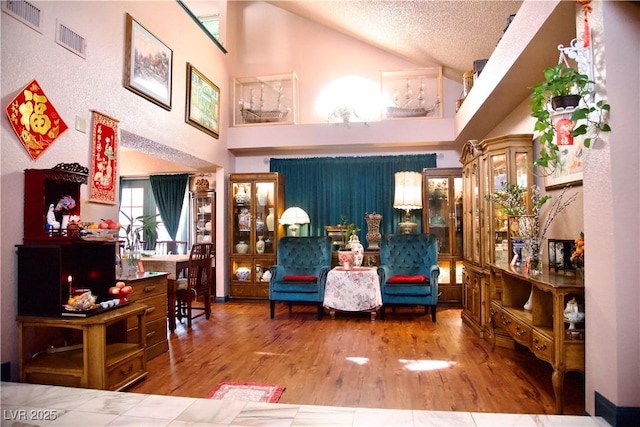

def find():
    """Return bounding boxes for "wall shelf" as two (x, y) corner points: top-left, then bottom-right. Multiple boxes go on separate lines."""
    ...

(454, 0), (576, 144)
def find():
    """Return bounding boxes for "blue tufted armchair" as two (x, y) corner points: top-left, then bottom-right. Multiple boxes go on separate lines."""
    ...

(377, 233), (440, 321)
(269, 236), (333, 320)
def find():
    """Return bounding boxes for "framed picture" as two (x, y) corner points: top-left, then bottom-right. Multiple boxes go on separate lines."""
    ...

(185, 63), (220, 138)
(123, 13), (172, 110)
(544, 141), (584, 190)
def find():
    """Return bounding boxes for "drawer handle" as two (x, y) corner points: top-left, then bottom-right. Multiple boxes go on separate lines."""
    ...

(146, 331), (156, 339)
(534, 339), (547, 351)
(120, 364), (134, 376)
(489, 308), (496, 316)
(515, 325), (527, 336)
(145, 306), (156, 315)
(143, 286), (156, 293)
(501, 316), (511, 326)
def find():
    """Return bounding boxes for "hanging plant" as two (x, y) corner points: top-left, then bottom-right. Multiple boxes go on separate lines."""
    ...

(530, 62), (611, 169)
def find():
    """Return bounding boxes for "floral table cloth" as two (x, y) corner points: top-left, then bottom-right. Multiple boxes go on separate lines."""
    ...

(323, 267), (382, 312)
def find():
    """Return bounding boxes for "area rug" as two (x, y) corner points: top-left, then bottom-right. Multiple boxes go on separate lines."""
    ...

(207, 382), (285, 403)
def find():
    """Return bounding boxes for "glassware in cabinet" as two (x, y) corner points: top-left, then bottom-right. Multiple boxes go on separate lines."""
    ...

(423, 168), (463, 305)
(190, 189), (215, 245)
(228, 173), (284, 299)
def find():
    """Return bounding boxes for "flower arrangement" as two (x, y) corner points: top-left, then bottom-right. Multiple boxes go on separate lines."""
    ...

(485, 182), (527, 216)
(570, 232), (585, 268)
(54, 195), (76, 212)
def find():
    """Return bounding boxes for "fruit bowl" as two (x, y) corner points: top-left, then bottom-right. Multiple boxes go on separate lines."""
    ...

(81, 229), (118, 241)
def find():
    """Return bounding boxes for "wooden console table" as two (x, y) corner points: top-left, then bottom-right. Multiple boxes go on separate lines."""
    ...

(17, 302), (147, 391)
(487, 262), (584, 414)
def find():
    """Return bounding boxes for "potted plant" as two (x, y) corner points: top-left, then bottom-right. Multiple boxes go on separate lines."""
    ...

(119, 211), (160, 252)
(530, 62), (611, 168)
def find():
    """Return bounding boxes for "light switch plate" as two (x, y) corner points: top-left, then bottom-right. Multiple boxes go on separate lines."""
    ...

(75, 116), (87, 133)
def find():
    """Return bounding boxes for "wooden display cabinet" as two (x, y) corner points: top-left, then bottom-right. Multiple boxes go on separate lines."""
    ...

(422, 168), (463, 306)
(190, 189), (215, 245)
(23, 164), (88, 244)
(228, 173), (284, 299)
(459, 134), (533, 337)
(487, 262), (585, 414)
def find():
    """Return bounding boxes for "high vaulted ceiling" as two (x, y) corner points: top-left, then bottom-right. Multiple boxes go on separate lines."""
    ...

(268, 0), (524, 81)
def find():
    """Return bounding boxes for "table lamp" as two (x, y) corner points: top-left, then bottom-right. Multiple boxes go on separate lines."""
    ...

(393, 171), (422, 234)
(280, 207), (310, 236)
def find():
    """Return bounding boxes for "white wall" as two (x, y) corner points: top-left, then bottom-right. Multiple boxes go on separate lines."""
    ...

(1, 0), (231, 380)
(584, 0), (640, 412)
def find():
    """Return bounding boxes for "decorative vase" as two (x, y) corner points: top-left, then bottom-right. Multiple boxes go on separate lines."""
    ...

(349, 232), (364, 267)
(235, 266), (250, 281)
(266, 208), (275, 232)
(123, 249), (140, 278)
(255, 214), (264, 233)
(338, 250), (355, 269)
(236, 241), (249, 254)
(257, 184), (269, 206)
(524, 236), (543, 276)
(364, 212), (382, 250)
(238, 208), (250, 231)
(256, 236), (265, 254)
(235, 185), (248, 204)
(564, 297), (585, 330)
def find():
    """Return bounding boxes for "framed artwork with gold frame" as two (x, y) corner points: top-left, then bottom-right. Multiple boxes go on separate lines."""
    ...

(185, 63), (220, 139)
(123, 13), (173, 110)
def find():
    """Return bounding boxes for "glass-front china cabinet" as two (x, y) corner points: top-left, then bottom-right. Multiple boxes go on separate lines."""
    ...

(459, 134), (533, 338)
(422, 168), (463, 306)
(190, 189), (215, 245)
(228, 173), (284, 299)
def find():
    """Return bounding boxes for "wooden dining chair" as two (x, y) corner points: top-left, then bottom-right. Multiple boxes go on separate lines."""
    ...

(175, 243), (214, 328)
(156, 240), (188, 255)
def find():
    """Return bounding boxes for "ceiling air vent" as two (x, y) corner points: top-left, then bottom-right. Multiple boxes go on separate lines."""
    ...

(56, 20), (87, 59)
(2, 0), (42, 33)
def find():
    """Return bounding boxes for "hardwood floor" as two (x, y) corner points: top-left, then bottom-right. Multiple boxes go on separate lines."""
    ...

(127, 302), (585, 415)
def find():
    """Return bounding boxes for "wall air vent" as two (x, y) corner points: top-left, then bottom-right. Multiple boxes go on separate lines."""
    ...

(2, 0), (41, 33)
(56, 20), (87, 59)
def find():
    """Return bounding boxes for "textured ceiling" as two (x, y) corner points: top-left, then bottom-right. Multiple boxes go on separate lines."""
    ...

(268, 0), (523, 81)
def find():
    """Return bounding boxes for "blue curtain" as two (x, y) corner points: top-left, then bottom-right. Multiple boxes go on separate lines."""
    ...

(149, 174), (189, 240)
(269, 154), (437, 241)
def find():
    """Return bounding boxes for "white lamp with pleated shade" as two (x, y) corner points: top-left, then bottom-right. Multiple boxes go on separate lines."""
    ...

(280, 207), (310, 236)
(393, 171), (422, 234)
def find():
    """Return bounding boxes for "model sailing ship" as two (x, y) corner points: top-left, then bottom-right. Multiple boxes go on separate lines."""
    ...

(386, 79), (440, 118)
(240, 83), (290, 123)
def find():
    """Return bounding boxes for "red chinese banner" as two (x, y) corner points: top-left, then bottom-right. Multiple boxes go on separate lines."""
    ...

(5, 79), (68, 160)
(89, 111), (119, 204)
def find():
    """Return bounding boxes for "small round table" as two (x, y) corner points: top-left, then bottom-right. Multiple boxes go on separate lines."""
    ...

(323, 267), (382, 320)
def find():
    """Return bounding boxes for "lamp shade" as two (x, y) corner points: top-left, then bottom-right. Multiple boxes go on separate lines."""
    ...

(280, 207), (310, 225)
(393, 171), (422, 210)
(280, 207), (310, 237)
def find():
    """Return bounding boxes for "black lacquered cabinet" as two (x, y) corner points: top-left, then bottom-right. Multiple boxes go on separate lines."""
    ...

(17, 242), (116, 317)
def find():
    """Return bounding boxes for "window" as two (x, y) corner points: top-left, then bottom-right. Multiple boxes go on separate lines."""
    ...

(119, 179), (189, 249)
(314, 75), (382, 124)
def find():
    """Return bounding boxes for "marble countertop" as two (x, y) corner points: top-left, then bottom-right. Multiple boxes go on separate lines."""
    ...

(1, 382), (609, 427)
